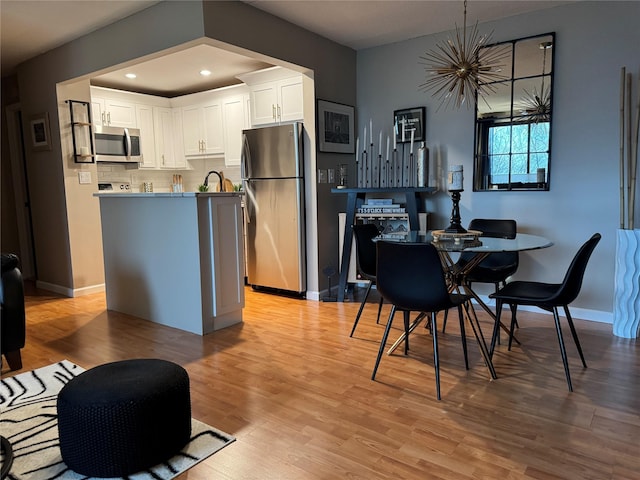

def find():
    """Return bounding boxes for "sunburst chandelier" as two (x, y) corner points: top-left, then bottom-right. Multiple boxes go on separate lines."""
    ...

(520, 41), (552, 123)
(419, 0), (509, 110)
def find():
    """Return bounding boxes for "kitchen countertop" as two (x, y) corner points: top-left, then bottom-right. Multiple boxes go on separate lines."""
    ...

(94, 192), (244, 198)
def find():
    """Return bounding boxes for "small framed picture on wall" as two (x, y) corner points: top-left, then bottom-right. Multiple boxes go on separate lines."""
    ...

(317, 99), (355, 153)
(30, 112), (52, 151)
(393, 107), (425, 144)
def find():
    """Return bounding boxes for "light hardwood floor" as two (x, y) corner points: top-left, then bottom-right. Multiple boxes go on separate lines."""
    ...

(3, 284), (639, 479)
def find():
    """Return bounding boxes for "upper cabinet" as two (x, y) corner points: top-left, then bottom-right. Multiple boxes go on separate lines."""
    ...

(154, 107), (185, 169)
(238, 67), (303, 126)
(135, 104), (157, 168)
(92, 96), (137, 128)
(222, 94), (249, 166)
(181, 101), (224, 157)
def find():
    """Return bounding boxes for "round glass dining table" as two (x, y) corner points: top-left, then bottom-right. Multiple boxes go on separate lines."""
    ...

(400, 231), (553, 253)
(380, 231), (554, 380)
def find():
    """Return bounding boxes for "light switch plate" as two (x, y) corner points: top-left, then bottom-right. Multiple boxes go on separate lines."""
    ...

(327, 168), (335, 184)
(78, 171), (92, 184)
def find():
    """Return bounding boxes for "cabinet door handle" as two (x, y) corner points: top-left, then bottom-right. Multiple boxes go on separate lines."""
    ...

(107, 112), (111, 125)
(101, 112), (106, 124)
(277, 105), (281, 120)
(272, 105), (276, 120)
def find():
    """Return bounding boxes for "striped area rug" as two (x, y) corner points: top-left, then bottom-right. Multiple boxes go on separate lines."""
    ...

(0, 360), (235, 479)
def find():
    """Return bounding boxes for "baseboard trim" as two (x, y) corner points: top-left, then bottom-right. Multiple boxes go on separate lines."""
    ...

(475, 295), (612, 324)
(35, 281), (105, 298)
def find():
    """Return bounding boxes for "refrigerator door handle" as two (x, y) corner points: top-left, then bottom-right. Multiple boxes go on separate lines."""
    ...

(241, 133), (251, 179)
(245, 182), (254, 224)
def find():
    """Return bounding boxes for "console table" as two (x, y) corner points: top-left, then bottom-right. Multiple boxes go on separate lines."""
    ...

(331, 187), (435, 302)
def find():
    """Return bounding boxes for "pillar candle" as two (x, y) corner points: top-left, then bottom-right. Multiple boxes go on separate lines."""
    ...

(447, 165), (464, 191)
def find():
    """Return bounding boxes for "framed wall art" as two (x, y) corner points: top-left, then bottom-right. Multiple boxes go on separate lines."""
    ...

(317, 99), (355, 153)
(30, 112), (52, 151)
(393, 107), (426, 144)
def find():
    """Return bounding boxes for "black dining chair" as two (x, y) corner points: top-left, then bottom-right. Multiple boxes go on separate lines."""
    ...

(349, 223), (384, 337)
(443, 218), (519, 333)
(372, 241), (472, 400)
(489, 233), (601, 391)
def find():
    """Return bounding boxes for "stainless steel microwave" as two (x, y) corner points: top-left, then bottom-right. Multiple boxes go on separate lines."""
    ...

(94, 125), (141, 163)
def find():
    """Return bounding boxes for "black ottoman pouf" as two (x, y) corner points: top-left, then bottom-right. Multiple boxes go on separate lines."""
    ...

(57, 359), (191, 477)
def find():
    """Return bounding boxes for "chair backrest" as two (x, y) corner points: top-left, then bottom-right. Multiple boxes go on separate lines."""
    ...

(468, 218), (517, 239)
(461, 219), (519, 271)
(551, 233), (601, 305)
(376, 241), (451, 312)
(352, 223), (380, 279)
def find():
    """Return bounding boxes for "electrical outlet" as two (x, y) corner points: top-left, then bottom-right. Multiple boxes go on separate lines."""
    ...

(327, 168), (335, 184)
(318, 169), (327, 183)
(78, 171), (92, 184)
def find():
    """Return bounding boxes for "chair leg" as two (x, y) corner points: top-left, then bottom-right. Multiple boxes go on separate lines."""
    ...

(442, 309), (448, 333)
(350, 281), (373, 337)
(552, 306), (573, 392)
(372, 306), (397, 380)
(457, 305), (469, 370)
(3, 350), (22, 371)
(376, 297), (384, 324)
(563, 305), (587, 368)
(431, 312), (441, 400)
(508, 304), (518, 351)
(403, 310), (410, 355)
(490, 300), (503, 357)
(496, 282), (519, 329)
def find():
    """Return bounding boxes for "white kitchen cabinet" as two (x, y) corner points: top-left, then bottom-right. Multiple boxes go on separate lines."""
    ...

(136, 104), (157, 169)
(249, 76), (303, 126)
(222, 94), (249, 166)
(182, 102), (224, 157)
(153, 107), (185, 169)
(172, 109), (186, 167)
(92, 96), (137, 128)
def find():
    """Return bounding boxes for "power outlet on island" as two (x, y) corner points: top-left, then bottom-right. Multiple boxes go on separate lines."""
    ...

(78, 171), (92, 185)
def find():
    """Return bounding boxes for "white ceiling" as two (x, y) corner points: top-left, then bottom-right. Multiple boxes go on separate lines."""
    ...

(0, 0), (574, 96)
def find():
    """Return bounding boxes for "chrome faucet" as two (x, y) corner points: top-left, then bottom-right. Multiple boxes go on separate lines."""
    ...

(203, 170), (223, 192)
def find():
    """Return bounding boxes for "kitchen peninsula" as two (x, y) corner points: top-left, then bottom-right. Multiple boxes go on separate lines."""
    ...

(95, 192), (244, 335)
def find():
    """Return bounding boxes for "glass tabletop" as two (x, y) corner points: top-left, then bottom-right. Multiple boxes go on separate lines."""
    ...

(384, 231), (553, 253)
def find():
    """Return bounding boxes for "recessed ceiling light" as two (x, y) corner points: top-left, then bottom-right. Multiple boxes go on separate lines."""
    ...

(125, 73), (137, 79)
(200, 70), (212, 76)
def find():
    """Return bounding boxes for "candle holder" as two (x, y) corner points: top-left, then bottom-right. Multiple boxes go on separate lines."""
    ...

(444, 190), (467, 233)
(392, 149), (400, 186)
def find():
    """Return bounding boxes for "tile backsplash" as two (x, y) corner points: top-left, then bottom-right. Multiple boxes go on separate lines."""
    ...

(97, 158), (241, 192)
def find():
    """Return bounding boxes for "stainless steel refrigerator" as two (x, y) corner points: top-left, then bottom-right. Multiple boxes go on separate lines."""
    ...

(242, 122), (306, 294)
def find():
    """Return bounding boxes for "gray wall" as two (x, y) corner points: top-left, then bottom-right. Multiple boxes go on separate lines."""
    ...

(357, 1), (640, 320)
(11, 0), (355, 297)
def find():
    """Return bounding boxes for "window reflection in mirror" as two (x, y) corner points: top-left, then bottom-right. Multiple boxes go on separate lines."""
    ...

(474, 33), (555, 191)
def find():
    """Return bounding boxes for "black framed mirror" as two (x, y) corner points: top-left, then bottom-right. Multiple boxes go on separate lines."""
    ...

(473, 32), (555, 191)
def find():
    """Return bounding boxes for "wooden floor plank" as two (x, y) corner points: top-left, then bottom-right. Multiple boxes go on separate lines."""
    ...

(2, 284), (639, 479)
